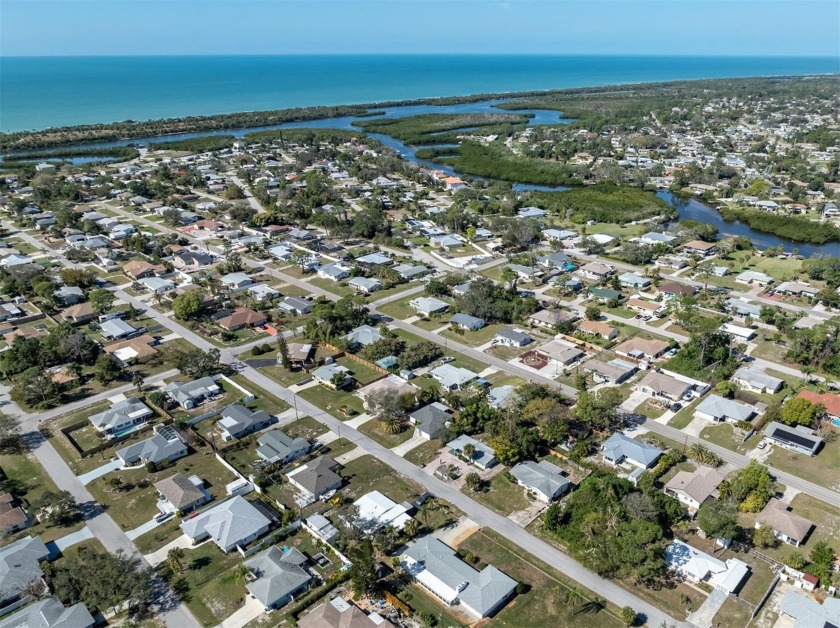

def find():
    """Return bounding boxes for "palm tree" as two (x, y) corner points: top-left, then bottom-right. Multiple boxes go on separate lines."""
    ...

(379, 414), (403, 435)
(463, 443), (476, 465)
(402, 518), (420, 540)
(563, 586), (586, 607)
(231, 562), (250, 586)
(167, 547), (185, 575)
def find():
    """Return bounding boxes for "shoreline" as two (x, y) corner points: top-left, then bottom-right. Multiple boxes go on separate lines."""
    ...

(3, 73), (839, 151)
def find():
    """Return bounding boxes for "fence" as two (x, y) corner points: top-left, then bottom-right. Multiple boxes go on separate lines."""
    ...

(59, 409), (174, 459)
(752, 573), (780, 619)
(236, 519), (301, 558)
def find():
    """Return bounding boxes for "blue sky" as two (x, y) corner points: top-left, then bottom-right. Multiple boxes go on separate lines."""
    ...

(2, 0), (838, 57)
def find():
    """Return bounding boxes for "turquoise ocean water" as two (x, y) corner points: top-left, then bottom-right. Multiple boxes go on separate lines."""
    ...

(1, 54), (838, 132)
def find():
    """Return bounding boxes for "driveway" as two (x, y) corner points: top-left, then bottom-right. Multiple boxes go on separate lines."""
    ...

(144, 533), (196, 567)
(77, 459), (123, 485)
(217, 595), (265, 628)
(621, 390), (648, 412)
(50, 525), (94, 553)
(390, 433), (428, 457)
(435, 516), (480, 547)
(127, 516), (165, 541)
(687, 588), (727, 628)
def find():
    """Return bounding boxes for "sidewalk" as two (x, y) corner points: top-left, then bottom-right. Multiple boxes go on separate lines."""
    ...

(77, 459), (122, 485)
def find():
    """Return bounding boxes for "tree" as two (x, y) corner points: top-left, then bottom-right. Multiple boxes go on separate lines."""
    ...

(465, 472), (483, 492)
(785, 550), (807, 571)
(780, 397), (819, 427)
(0, 414), (22, 453)
(173, 348), (221, 378)
(809, 541), (835, 583)
(585, 306), (601, 321)
(462, 443), (476, 464)
(752, 525), (779, 549)
(167, 547), (186, 575)
(728, 460), (774, 512)
(11, 367), (61, 409)
(58, 268), (97, 289)
(402, 518), (420, 540)
(379, 414), (404, 435)
(619, 606), (637, 626)
(224, 184), (246, 200)
(89, 289), (115, 315)
(32, 490), (78, 526)
(715, 381), (737, 399)
(93, 354), (122, 384)
(171, 290), (205, 320)
(276, 334), (291, 370)
(347, 539), (377, 596)
(696, 500), (739, 541)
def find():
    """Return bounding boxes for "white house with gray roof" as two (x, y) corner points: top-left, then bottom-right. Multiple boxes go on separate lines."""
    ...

(256, 430), (311, 465)
(449, 313), (485, 331)
(510, 460), (571, 502)
(217, 405), (275, 441)
(778, 590), (840, 627)
(343, 325), (382, 348)
(601, 433), (662, 468)
(164, 376), (222, 409)
(100, 318), (138, 340)
(694, 395), (758, 425)
(448, 435), (497, 469)
(430, 364), (477, 391)
(0, 596), (95, 628)
(89, 397), (153, 437)
(116, 425), (187, 466)
(401, 535), (516, 619)
(244, 546), (312, 610)
(409, 296), (449, 316)
(492, 327), (533, 348)
(409, 403), (452, 440)
(0, 536), (51, 608)
(733, 366), (784, 394)
(348, 276), (383, 294)
(180, 496), (272, 553)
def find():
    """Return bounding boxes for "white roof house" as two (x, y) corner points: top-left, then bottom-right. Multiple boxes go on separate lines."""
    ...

(733, 366), (784, 394)
(352, 491), (412, 534)
(429, 364), (477, 390)
(89, 397), (153, 437)
(401, 535), (516, 619)
(180, 496), (272, 553)
(509, 460), (571, 502)
(694, 395), (757, 424)
(665, 541), (749, 594)
(409, 296), (450, 316)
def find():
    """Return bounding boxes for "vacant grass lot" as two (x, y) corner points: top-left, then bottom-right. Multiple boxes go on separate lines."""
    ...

(698, 422), (762, 455)
(356, 419), (414, 449)
(283, 416), (329, 440)
(178, 542), (245, 626)
(404, 439), (443, 467)
(466, 473), (531, 516)
(439, 323), (507, 347)
(299, 384), (366, 417)
(458, 529), (624, 628)
(765, 437), (840, 492)
(340, 455), (421, 503)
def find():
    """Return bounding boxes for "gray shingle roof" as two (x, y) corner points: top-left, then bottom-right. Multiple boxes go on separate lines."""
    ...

(116, 426), (186, 465)
(244, 546), (312, 608)
(0, 596), (94, 628)
(695, 395), (756, 423)
(509, 460), (570, 500)
(0, 536), (50, 604)
(409, 403), (452, 438)
(256, 430), (310, 463)
(601, 433), (662, 467)
(180, 496), (271, 551)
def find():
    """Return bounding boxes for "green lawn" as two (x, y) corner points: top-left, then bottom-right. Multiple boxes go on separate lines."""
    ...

(86, 450), (237, 531)
(394, 583), (467, 628)
(404, 439), (444, 467)
(636, 399), (666, 420)
(336, 356), (383, 386)
(299, 384), (366, 418)
(261, 365), (310, 387)
(340, 455), (421, 503)
(668, 398), (702, 429)
(178, 542), (246, 626)
(439, 323), (507, 347)
(765, 436), (840, 491)
(698, 422), (761, 455)
(227, 374), (291, 416)
(0, 453), (86, 543)
(356, 418), (413, 449)
(458, 530), (624, 628)
(466, 473), (531, 516)
(283, 416), (329, 440)
(134, 519), (184, 554)
(308, 277), (356, 297)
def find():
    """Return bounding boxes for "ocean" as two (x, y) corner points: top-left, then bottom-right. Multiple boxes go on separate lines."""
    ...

(1, 54), (838, 132)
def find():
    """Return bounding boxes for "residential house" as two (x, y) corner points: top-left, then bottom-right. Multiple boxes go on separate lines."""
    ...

(664, 541), (749, 594)
(543, 228), (577, 242)
(720, 323), (756, 342)
(53, 285), (84, 306)
(100, 318), (138, 340)
(299, 597), (392, 628)
(730, 367), (783, 396)
(774, 281), (819, 298)
(154, 473), (209, 514)
(637, 232), (677, 246)
(588, 286), (622, 304)
(408, 296), (450, 316)
(0, 535), (50, 607)
(429, 364), (477, 391)
(664, 467), (725, 513)
(754, 499), (814, 547)
(116, 425), (188, 466)
(517, 206), (545, 219)
(509, 460), (570, 502)
(89, 397), (153, 437)
(528, 308), (578, 330)
(680, 240), (717, 256)
(577, 319), (618, 340)
(736, 270), (774, 287)
(492, 327), (534, 348)
(343, 324), (382, 348)
(636, 371), (692, 404)
(141, 276), (176, 294)
(618, 272), (651, 289)
(180, 496), (273, 553)
(173, 250), (215, 270)
(449, 313), (485, 331)
(763, 421), (823, 456)
(216, 307), (267, 331)
(409, 403), (452, 440)
(317, 263), (351, 282)
(726, 299), (762, 320)
(615, 337), (670, 362)
(348, 277), (383, 294)
(627, 298), (664, 318)
(256, 430), (311, 465)
(695, 395), (758, 425)
(164, 376), (222, 409)
(247, 284), (281, 302)
(278, 297), (313, 316)
(104, 334), (158, 366)
(601, 433), (662, 468)
(358, 375), (418, 410)
(352, 491), (412, 534)
(536, 340), (585, 368)
(537, 251), (574, 271)
(312, 363), (352, 389)
(447, 435), (497, 469)
(217, 405), (275, 441)
(506, 264), (543, 282)
(303, 514), (339, 545)
(487, 384), (517, 409)
(778, 591), (840, 627)
(797, 389), (840, 421)
(61, 301), (96, 324)
(123, 260), (164, 280)
(578, 262), (614, 281)
(0, 596), (95, 628)
(392, 264), (429, 281)
(657, 281), (696, 299)
(356, 252), (392, 267)
(220, 272), (255, 291)
(281, 342), (315, 368)
(582, 357), (637, 385)
(244, 546), (312, 611)
(286, 456), (342, 501)
(400, 535), (516, 619)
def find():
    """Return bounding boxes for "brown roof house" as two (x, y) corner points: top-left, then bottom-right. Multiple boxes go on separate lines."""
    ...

(154, 473), (210, 514)
(299, 597), (392, 628)
(104, 334), (158, 366)
(216, 307), (267, 331)
(755, 499), (814, 547)
(0, 492), (30, 536)
(615, 337), (670, 362)
(61, 301), (95, 324)
(123, 259), (166, 280)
